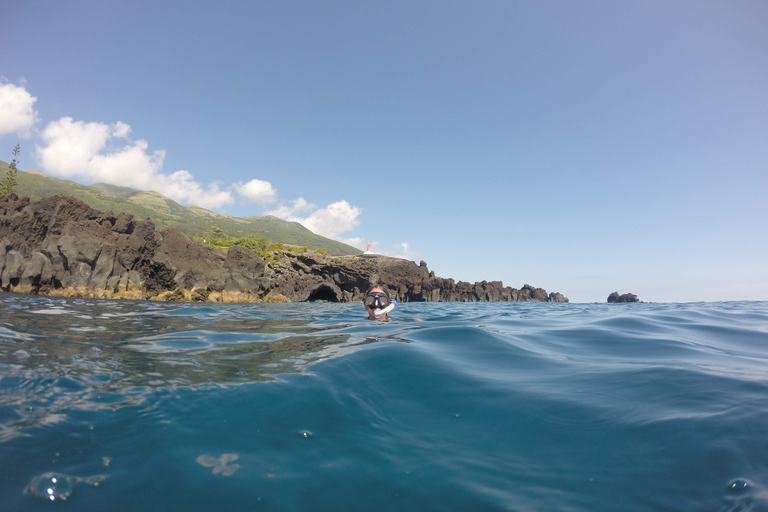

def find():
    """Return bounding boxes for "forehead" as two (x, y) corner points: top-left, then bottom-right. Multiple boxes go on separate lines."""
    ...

(369, 288), (385, 294)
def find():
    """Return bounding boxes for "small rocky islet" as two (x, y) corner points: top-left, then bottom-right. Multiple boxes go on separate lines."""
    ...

(607, 292), (640, 303)
(0, 194), (568, 304)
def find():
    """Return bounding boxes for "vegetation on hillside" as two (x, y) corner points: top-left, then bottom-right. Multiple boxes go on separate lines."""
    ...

(0, 145), (20, 197)
(4, 164), (361, 255)
(193, 226), (329, 266)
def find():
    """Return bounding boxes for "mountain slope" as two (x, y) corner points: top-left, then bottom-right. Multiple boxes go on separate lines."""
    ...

(1, 162), (361, 255)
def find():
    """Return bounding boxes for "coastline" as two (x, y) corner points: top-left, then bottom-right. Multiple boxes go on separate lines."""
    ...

(1, 194), (568, 304)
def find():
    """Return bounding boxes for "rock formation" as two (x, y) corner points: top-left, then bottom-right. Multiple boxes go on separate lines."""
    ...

(0, 194), (568, 303)
(607, 292), (639, 303)
(269, 252), (567, 303)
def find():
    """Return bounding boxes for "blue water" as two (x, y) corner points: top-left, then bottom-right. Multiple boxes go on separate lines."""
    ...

(1, 293), (767, 511)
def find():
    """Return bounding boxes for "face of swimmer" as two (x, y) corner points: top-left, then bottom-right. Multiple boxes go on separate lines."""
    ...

(364, 287), (390, 320)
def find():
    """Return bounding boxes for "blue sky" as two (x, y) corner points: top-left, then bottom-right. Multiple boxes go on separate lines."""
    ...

(1, 0), (766, 303)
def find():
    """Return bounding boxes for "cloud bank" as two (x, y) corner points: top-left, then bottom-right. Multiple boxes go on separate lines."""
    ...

(2, 83), (370, 245)
(33, 114), (364, 237)
(35, 117), (233, 208)
(266, 199), (361, 241)
(0, 83), (39, 137)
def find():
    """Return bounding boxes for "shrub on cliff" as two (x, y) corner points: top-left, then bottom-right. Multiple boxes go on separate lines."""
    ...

(199, 228), (314, 267)
(0, 144), (20, 197)
(206, 226), (226, 238)
(234, 236), (283, 265)
(234, 235), (270, 252)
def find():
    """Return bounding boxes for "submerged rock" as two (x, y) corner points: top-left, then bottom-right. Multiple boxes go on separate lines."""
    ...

(196, 453), (240, 476)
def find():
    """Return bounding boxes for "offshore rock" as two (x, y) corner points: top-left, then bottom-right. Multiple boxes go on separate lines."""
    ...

(607, 292), (639, 303)
(0, 195), (568, 303)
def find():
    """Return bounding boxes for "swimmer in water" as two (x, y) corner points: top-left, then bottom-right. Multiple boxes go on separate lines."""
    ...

(363, 286), (395, 320)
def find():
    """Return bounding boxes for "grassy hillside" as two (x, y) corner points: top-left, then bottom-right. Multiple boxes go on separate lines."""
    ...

(1, 161), (361, 255)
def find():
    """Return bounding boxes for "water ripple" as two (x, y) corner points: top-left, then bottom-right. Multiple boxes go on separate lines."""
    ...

(1, 294), (767, 511)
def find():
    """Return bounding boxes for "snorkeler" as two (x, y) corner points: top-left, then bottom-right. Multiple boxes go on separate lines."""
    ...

(363, 286), (396, 320)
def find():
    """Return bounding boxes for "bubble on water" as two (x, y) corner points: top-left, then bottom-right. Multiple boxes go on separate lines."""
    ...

(728, 479), (749, 492)
(13, 349), (29, 358)
(722, 478), (754, 512)
(236, 370), (248, 376)
(102, 456), (112, 467)
(299, 430), (312, 439)
(89, 347), (102, 353)
(28, 473), (74, 501)
(24, 472), (105, 501)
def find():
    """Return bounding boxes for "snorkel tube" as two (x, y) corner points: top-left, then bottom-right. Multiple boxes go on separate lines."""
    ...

(374, 299), (396, 319)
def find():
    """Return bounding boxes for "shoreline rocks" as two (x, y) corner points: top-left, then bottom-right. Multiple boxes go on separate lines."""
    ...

(0, 194), (568, 303)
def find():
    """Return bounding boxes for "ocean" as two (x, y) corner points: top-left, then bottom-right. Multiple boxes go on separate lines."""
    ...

(1, 293), (767, 511)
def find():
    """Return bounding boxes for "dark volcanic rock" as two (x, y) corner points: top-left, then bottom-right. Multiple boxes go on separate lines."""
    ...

(150, 228), (225, 292)
(0, 195), (269, 300)
(223, 245), (270, 294)
(0, 195), (569, 303)
(607, 292), (639, 303)
(267, 253), (569, 304)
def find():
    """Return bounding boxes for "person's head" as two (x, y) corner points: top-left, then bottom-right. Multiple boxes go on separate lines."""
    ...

(364, 286), (392, 320)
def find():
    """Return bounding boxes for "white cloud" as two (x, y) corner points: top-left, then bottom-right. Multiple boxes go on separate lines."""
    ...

(266, 199), (362, 241)
(265, 198), (315, 219)
(394, 242), (420, 261)
(0, 83), (39, 137)
(299, 200), (361, 239)
(342, 237), (366, 250)
(163, 170), (233, 209)
(36, 117), (233, 208)
(369, 242), (420, 260)
(18, 87), (366, 238)
(233, 178), (277, 204)
(112, 121), (131, 138)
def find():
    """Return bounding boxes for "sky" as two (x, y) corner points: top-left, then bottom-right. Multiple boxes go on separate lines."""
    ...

(1, 0), (766, 303)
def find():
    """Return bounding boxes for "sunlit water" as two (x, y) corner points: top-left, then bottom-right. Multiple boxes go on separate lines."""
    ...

(1, 292), (767, 511)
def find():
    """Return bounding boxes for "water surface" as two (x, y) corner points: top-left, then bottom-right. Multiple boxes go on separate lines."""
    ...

(1, 293), (767, 511)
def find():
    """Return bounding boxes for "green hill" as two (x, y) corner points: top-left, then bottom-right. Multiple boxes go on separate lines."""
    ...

(1, 161), (361, 255)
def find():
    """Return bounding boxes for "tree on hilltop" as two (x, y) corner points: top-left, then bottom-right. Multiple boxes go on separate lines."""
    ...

(0, 144), (20, 197)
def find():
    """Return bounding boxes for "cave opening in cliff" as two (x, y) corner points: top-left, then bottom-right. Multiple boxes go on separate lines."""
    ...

(306, 285), (339, 302)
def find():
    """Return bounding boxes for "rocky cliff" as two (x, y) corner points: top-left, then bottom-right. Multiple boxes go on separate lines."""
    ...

(0, 194), (568, 303)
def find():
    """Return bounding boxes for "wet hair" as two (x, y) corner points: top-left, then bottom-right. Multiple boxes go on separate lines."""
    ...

(365, 285), (390, 299)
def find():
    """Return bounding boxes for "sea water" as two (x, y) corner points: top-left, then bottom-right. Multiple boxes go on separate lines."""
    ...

(1, 293), (767, 512)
